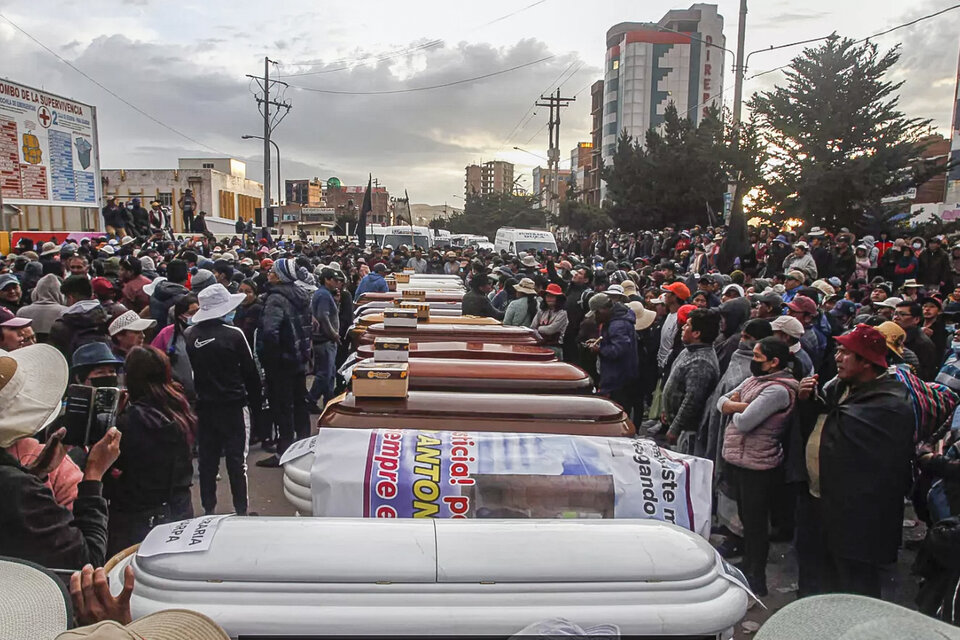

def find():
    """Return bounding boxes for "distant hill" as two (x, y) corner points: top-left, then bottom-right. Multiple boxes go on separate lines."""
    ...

(409, 203), (461, 225)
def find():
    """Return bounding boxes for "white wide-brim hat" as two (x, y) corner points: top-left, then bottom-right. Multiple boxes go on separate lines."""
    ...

(0, 556), (72, 640)
(142, 276), (166, 297)
(56, 610), (230, 639)
(192, 284), (246, 324)
(0, 344), (69, 448)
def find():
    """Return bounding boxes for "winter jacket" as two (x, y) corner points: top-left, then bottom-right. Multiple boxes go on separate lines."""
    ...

(920, 248), (950, 288)
(829, 247), (856, 283)
(0, 448), (108, 569)
(663, 342), (720, 438)
(151, 325), (195, 401)
(532, 306), (568, 348)
(503, 296), (537, 327)
(782, 252), (818, 282)
(906, 325), (939, 381)
(355, 273), (389, 298)
(16, 274), (66, 338)
(260, 282), (312, 373)
(149, 280), (189, 328)
(48, 300), (111, 362)
(462, 289), (504, 320)
(596, 303), (639, 395)
(721, 370), (799, 470)
(104, 402), (193, 515)
(120, 275), (151, 313)
(185, 319), (262, 407)
(800, 373), (914, 564)
(696, 342), (754, 463)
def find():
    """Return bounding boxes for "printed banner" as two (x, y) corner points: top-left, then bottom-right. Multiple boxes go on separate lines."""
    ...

(310, 429), (713, 537)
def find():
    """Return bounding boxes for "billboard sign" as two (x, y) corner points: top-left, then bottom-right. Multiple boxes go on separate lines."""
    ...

(0, 79), (100, 207)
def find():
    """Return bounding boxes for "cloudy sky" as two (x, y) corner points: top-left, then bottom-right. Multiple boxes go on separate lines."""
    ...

(1, 0), (958, 205)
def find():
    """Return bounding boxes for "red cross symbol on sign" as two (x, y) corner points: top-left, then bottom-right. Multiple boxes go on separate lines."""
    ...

(37, 106), (52, 129)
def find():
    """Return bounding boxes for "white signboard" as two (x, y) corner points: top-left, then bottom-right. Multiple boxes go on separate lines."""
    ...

(0, 79), (100, 207)
(138, 515), (230, 558)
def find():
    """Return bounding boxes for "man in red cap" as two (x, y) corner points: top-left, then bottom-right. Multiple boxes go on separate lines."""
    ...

(786, 294), (824, 370)
(795, 324), (914, 598)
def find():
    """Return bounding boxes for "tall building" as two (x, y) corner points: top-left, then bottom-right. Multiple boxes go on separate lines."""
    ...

(947, 48), (960, 205)
(285, 178), (322, 206)
(323, 184), (390, 225)
(570, 142), (593, 200)
(586, 80), (605, 205)
(532, 166), (573, 209)
(601, 3), (725, 169)
(464, 160), (515, 198)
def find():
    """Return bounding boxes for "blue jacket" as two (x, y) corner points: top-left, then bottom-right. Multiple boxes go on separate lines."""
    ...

(597, 303), (639, 394)
(356, 273), (388, 297)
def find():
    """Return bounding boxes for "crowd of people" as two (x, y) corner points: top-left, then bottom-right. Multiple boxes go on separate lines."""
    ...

(3, 221), (960, 631)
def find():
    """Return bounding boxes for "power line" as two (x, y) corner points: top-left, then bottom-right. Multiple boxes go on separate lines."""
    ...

(287, 55), (555, 95)
(278, 0), (549, 77)
(0, 11), (229, 155)
(495, 59), (578, 154)
(747, 3), (960, 80)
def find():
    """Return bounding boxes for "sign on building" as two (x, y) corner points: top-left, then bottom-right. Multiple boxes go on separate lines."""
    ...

(0, 80), (100, 207)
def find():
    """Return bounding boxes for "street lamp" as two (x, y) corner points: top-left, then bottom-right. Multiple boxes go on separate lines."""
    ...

(241, 135), (281, 206)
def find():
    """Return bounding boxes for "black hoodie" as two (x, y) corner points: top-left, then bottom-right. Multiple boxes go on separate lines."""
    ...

(149, 280), (189, 328)
(49, 301), (111, 361)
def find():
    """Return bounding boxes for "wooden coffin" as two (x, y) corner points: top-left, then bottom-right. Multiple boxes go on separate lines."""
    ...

(355, 341), (557, 362)
(355, 292), (463, 306)
(387, 358), (593, 394)
(357, 313), (500, 330)
(359, 323), (541, 346)
(318, 391), (634, 437)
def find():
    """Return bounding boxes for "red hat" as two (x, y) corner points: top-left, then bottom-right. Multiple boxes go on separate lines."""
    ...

(677, 304), (698, 325)
(259, 258), (274, 270)
(544, 283), (563, 296)
(661, 282), (691, 301)
(90, 277), (115, 298)
(786, 295), (818, 315)
(0, 306), (31, 328)
(835, 324), (889, 369)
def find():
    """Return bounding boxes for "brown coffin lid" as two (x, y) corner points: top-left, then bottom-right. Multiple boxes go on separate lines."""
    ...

(398, 358), (591, 394)
(355, 292), (464, 305)
(359, 323), (541, 346)
(358, 314), (500, 329)
(319, 391), (635, 437)
(356, 341), (556, 362)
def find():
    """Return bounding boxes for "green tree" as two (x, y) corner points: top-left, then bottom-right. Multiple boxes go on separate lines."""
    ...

(749, 36), (947, 230)
(446, 191), (544, 240)
(553, 176), (613, 233)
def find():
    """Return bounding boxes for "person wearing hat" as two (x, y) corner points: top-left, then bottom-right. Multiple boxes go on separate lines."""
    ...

(462, 273), (503, 320)
(657, 281), (690, 375)
(891, 245), (919, 290)
(586, 292), (639, 414)
(894, 300), (938, 381)
(49, 276), (112, 363)
(786, 295), (824, 370)
(828, 233), (856, 284)
(177, 188), (197, 232)
(16, 273), (67, 341)
(108, 310), (157, 359)
(0, 272), (22, 313)
(71, 341), (124, 390)
(117, 256), (151, 314)
(306, 268), (341, 414)
(127, 197), (150, 237)
(503, 277), (539, 328)
(0, 306), (34, 351)
(101, 195), (126, 238)
(752, 291), (784, 321)
(661, 308), (721, 451)
(531, 283), (568, 358)
(561, 265), (593, 364)
(770, 315), (813, 378)
(148, 259), (189, 329)
(919, 235), (949, 290)
(184, 284), (261, 514)
(0, 344), (122, 569)
(795, 324), (915, 597)
(783, 241), (818, 283)
(781, 270), (807, 304)
(91, 277), (128, 322)
(259, 258), (313, 465)
(827, 299), (858, 334)
(355, 262), (389, 297)
(921, 296), (948, 358)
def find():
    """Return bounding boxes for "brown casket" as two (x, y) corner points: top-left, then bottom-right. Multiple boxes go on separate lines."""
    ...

(356, 313), (500, 330)
(359, 323), (541, 346)
(355, 291), (463, 306)
(355, 341), (557, 362)
(318, 391), (634, 437)
(360, 358), (593, 394)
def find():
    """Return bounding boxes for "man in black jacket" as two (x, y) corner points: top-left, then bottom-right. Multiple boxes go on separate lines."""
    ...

(257, 258), (312, 466)
(185, 284), (261, 515)
(461, 275), (503, 320)
(562, 265), (592, 363)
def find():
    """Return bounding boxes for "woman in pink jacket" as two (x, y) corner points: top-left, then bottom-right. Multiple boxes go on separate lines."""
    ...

(718, 337), (799, 597)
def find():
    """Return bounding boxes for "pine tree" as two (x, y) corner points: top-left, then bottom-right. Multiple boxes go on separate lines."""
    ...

(749, 36), (946, 230)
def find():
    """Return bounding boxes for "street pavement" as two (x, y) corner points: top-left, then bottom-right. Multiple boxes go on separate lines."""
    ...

(193, 443), (927, 638)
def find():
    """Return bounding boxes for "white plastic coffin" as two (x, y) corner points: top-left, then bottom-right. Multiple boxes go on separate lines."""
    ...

(113, 517), (746, 639)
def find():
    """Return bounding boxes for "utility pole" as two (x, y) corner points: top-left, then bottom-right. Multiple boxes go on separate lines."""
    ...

(536, 88), (574, 221)
(731, 0), (748, 131)
(247, 57), (292, 213)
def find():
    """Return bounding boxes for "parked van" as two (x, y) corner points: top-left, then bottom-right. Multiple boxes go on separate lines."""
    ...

(379, 225), (432, 250)
(494, 227), (558, 255)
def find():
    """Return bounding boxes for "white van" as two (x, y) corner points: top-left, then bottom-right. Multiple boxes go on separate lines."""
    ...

(378, 225), (431, 250)
(495, 227), (558, 255)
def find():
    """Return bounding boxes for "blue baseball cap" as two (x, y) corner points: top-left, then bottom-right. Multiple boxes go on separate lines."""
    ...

(71, 342), (123, 371)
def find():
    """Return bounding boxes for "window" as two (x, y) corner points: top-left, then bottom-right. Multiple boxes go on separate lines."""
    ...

(612, 60), (619, 70)
(157, 192), (173, 207)
(202, 163), (214, 169)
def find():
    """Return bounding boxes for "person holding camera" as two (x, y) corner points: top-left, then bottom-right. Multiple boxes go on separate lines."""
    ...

(104, 346), (195, 556)
(0, 344), (122, 569)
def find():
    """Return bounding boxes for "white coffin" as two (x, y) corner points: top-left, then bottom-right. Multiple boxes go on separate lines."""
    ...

(111, 517), (747, 639)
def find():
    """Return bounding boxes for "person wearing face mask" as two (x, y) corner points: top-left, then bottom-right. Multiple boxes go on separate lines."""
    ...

(184, 284), (261, 516)
(718, 337), (800, 597)
(150, 293), (199, 404)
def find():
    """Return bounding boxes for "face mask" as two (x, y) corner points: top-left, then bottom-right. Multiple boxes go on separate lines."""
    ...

(750, 360), (770, 377)
(90, 374), (118, 388)
(222, 310), (236, 324)
(913, 243), (923, 250)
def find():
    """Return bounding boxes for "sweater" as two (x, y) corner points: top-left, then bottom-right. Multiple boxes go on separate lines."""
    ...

(503, 296), (537, 327)
(663, 342), (720, 437)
